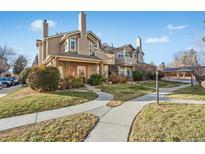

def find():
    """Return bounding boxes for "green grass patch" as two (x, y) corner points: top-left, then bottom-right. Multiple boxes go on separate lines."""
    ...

(101, 83), (153, 107)
(129, 103), (205, 142)
(168, 85), (205, 100)
(0, 87), (97, 119)
(138, 80), (186, 88)
(0, 112), (97, 142)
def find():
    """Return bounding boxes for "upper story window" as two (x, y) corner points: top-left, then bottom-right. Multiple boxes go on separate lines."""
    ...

(89, 41), (96, 56)
(70, 36), (77, 51)
(118, 54), (124, 59)
(89, 41), (92, 52)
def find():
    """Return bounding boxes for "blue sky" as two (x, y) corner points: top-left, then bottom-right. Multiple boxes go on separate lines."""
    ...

(0, 11), (205, 65)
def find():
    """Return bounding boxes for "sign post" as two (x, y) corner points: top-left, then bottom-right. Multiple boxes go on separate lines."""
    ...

(156, 70), (159, 105)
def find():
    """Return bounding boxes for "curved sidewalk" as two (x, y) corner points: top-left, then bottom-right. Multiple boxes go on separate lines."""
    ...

(0, 86), (113, 131)
(85, 84), (198, 142)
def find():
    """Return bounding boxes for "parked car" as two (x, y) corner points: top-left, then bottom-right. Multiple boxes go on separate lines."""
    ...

(0, 77), (12, 87)
(6, 77), (18, 86)
(11, 77), (19, 85)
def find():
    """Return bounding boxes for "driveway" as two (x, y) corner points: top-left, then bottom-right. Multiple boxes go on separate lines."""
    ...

(0, 85), (21, 98)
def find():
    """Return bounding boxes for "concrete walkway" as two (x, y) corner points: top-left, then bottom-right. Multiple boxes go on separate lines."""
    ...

(0, 85), (113, 131)
(1, 83), (204, 142)
(85, 84), (199, 142)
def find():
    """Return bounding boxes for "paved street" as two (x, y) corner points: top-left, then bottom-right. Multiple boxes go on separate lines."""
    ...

(0, 85), (21, 98)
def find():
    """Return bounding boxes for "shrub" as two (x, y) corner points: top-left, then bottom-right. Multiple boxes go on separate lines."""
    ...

(59, 76), (75, 90)
(146, 72), (156, 80)
(19, 67), (31, 85)
(120, 76), (128, 83)
(27, 66), (60, 92)
(132, 71), (144, 81)
(109, 75), (120, 84)
(89, 74), (103, 86)
(72, 77), (85, 88)
(109, 75), (128, 84)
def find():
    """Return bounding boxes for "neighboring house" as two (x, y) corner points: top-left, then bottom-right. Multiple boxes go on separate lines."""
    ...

(162, 67), (196, 81)
(36, 12), (114, 80)
(113, 37), (144, 77)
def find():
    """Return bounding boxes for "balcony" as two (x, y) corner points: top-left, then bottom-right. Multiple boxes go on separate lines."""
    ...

(95, 51), (115, 65)
(116, 57), (137, 65)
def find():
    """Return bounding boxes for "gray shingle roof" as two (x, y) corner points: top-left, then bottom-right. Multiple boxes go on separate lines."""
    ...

(50, 52), (102, 61)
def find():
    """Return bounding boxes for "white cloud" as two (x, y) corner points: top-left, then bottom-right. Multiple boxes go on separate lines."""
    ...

(30, 19), (56, 31)
(167, 24), (188, 31)
(145, 36), (169, 44)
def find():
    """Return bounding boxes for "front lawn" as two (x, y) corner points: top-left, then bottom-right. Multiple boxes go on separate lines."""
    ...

(168, 85), (205, 100)
(101, 84), (153, 107)
(0, 87), (97, 119)
(129, 103), (205, 142)
(138, 80), (186, 88)
(0, 112), (97, 142)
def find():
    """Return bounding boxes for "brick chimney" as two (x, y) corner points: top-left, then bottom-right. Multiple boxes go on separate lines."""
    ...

(42, 19), (48, 38)
(78, 11), (89, 55)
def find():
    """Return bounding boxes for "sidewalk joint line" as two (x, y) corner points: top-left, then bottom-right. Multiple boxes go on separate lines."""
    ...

(99, 121), (130, 127)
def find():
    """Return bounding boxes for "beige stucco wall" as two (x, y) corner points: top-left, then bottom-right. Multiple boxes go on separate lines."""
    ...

(54, 61), (100, 79)
(96, 51), (115, 65)
(87, 63), (99, 78)
(47, 36), (62, 55)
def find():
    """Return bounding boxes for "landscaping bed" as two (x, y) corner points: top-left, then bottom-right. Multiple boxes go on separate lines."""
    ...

(0, 87), (97, 118)
(168, 85), (205, 100)
(129, 103), (205, 142)
(0, 112), (97, 142)
(101, 83), (153, 107)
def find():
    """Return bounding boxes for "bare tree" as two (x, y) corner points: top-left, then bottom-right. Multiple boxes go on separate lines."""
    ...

(172, 49), (198, 67)
(13, 55), (28, 75)
(0, 45), (16, 75)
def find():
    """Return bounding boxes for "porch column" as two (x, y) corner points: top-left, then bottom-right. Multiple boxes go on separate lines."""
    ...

(183, 72), (185, 78)
(53, 57), (58, 67)
(99, 62), (103, 75)
(177, 73), (179, 79)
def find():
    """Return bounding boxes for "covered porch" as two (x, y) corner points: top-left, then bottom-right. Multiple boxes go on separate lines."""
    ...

(44, 54), (107, 80)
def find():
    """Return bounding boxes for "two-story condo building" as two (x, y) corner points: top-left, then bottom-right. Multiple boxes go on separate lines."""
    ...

(36, 12), (114, 80)
(114, 37), (144, 77)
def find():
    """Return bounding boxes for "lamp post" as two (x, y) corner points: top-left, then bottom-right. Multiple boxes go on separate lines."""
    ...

(191, 71), (193, 87)
(156, 70), (159, 105)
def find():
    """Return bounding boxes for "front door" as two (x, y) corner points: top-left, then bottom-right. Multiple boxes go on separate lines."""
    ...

(77, 66), (86, 78)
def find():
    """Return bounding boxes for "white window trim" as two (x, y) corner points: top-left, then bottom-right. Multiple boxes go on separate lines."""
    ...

(89, 41), (93, 52)
(64, 40), (69, 52)
(69, 36), (77, 51)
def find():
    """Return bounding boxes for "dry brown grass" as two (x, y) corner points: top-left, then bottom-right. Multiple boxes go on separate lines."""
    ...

(129, 103), (205, 142)
(0, 112), (98, 142)
(0, 87), (97, 118)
